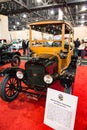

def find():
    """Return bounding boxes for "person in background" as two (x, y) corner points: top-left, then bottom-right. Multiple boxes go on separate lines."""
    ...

(22, 40), (27, 55)
(26, 40), (29, 55)
(64, 37), (69, 49)
(78, 39), (86, 59)
(74, 38), (80, 57)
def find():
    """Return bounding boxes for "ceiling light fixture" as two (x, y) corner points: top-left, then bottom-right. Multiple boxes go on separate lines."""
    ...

(37, 0), (41, 3)
(81, 6), (87, 11)
(80, 20), (85, 24)
(58, 8), (63, 20)
(81, 15), (85, 19)
(16, 21), (20, 25)
(13, 25), (16, 29)
(22, 27), (25, 30)
(50, 9), (54, 15)
(23, 14), (27, 18)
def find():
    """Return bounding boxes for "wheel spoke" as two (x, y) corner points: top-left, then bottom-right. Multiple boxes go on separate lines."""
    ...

(6, 88), (9, 92)
(12, 78), (16, 82)
(6, 88), (16, 97)
(8, 78), (17, 84)
(9, 79), (12, 84)
(6, 89), (12, 96)
(11, 78), (15, 82)
(6, 82), (10, 86)
(9, 78), (15, 84)
(12, 89), (16, 95)
(9, 90), (15, 97)
(12, 78), (18, 85)
(13, 80), (17, 84)
(6, 84), (10, 88)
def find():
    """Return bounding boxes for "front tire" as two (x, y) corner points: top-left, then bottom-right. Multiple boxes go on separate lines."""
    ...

(0, 74), (20, 102)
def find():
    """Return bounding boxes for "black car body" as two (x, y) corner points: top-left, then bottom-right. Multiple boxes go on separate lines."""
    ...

(0, 42), (21, 67)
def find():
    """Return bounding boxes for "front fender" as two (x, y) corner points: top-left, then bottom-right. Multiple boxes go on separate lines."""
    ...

(1, 67), (24, 76)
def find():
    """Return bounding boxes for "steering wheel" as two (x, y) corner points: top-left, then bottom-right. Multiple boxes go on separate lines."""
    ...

(52, 41), (61, 47)
(44, 42), (50, 47)
(64, 44), (69, 49)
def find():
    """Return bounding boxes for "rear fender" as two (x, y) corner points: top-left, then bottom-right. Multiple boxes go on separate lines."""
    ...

(11, 52), (21, 57)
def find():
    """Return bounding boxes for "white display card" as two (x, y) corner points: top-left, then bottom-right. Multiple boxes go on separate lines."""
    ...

(44, 88), (78, 130)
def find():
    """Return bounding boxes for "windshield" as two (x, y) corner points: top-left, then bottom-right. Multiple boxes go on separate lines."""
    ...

(31, 23), (62, 47)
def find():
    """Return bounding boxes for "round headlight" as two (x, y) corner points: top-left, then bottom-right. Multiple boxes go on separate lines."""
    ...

(16, 71), (24, 79)
(44, 74), (53, 84)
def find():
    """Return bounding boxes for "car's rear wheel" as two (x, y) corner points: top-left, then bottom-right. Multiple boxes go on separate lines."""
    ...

(11, 55), (20, 67)
(0, 74), (20, 102)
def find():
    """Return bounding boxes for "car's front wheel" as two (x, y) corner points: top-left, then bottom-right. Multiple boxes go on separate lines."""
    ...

(0, 74), (20, 102)
(11, 55), (20, 67)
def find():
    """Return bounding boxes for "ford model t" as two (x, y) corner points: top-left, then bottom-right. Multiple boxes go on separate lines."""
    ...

(0, 39), (21, 67)
(0, 20), (76, 102)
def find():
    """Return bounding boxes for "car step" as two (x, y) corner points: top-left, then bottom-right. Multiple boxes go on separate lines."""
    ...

(26, 92), (42, 101)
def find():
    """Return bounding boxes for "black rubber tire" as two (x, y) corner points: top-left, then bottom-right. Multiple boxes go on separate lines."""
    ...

(11, 55), (20, 67)
(0, 74), (19, 102)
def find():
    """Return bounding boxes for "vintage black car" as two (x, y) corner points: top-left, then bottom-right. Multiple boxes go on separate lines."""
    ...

(0, 43), (21, 67)
(0, 21), (77, 102)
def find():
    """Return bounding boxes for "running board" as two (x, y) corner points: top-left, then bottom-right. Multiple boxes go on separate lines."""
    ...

(26, 92), (42, 101)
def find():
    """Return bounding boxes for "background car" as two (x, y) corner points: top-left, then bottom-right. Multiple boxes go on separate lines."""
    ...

(11, 39), (22, 51)
(0, 41), (21, 67)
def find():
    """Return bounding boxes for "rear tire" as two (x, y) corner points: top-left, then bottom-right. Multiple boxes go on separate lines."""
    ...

(11, 55), (20, 67)
(0, 74), (19, 102)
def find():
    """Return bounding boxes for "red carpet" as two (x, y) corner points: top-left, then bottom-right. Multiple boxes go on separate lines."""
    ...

(0, 93), (53, 130)
(73, 66), (87, 130)
(0, 61), (64, 130)
(0, 60), (87, 130)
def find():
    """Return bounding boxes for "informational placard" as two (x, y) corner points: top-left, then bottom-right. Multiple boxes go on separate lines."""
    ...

(44, 88), (78, 130)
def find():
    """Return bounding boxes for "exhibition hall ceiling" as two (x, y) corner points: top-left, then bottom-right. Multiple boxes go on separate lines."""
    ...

(0, 0), (87, 30)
